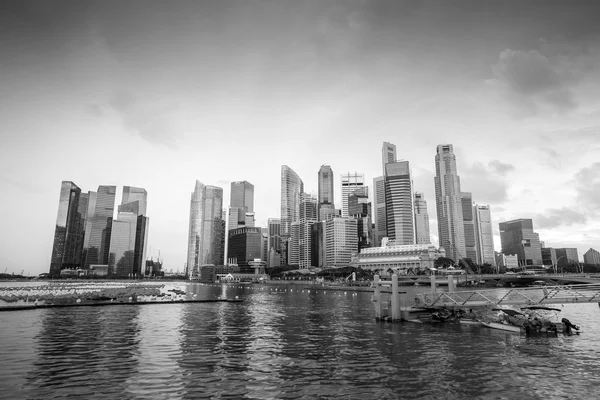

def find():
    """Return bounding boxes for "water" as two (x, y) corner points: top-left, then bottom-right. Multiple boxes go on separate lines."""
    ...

(1, 282), (600, 399)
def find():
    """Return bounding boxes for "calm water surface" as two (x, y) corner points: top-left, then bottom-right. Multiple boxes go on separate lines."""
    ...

(1, 281), (600, 399)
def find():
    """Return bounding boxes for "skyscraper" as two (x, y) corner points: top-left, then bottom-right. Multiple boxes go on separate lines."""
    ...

(382, 142), (397, 172)
(325, 217), (358, 267)
(49, 181), (86, 277)
(318, 165), (335, 221)
(434, 144), (466, 261)
(348, 190), (373, 250)
(281, 165), (303, 266)
(341, 172), (364, 217)
(373, 176), (386, 247)
(267, 218), (281, 266)
(187, 181), (224, 278)
(384, 161), (415, 245)
(461, 192), (477, 261)
(85, 185), (117, 267)
(499, 219), (542, 265)
(229, 181), (254, 229)
(473, 205), (496, 266)
(108, 187), (149, 277)
(414, 192), (430, 245)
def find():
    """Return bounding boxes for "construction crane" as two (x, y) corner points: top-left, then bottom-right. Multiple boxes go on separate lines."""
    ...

(448, 241), (477, 275)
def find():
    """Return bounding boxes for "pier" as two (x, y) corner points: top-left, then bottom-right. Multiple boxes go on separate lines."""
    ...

(372, 274), (600, 322)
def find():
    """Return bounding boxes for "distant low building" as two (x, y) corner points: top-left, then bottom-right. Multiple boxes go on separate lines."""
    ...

(355, 239), (445, 272)
(584, 248), (600, 265)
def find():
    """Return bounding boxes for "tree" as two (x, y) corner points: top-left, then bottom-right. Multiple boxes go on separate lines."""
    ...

(435, 257), (455, 269)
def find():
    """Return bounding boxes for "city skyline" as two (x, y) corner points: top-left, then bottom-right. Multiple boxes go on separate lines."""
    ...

(2, 1), (600, 274)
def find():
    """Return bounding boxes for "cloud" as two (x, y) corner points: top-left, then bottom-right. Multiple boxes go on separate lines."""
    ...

(488, 39), (596, 116)
(533, 207), (587, 229)
(573, 162), (600, 210)
(108, 91), (184, 148)
(459, 161), (510, 204)
(488, 160), (514, 176)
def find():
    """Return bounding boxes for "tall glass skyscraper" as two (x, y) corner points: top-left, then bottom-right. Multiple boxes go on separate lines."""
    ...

(414, 192), (430, 245)
(461, 192), (477, 261)
(382, 142), (397, 172)
(187, 180), (224, 278)
(85, 185), (117, 267)
(229, 181), (254, 230)
(49, 181), (86, 277)
(384, 162), (415, 244)
(108, 187), (149, 277)
(474, 205), (495, 266)
(434, 144), (466, 261)
(341, 172), (364, 218)
(318, 165), (334, 220)
(281, 166), (303, 266)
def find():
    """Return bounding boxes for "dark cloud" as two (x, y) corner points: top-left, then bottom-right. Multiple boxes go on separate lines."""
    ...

(490, 48), (578, 114)
(488, 160), (515, 176)
(108, 91), (183, 148)
(533, 207), (587, 229)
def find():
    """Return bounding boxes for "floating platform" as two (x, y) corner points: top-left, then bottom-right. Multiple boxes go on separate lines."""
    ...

(0, 298), (243, 312)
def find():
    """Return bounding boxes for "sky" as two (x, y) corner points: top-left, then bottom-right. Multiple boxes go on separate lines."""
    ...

(1, 0), (600, 275)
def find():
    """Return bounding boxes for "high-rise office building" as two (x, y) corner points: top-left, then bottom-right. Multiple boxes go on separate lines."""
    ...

(85, 185), (117, 267)
(187, 181), (224, 278)
(267, 218), (281, 266)
(584, 248), (600, 265)
(473, 205), (495, 266)
(373, 176), (386, 247)
(318, 165), (335, 221)
(434, 144), (466, 261)
(229, 181), (254, 229)
(341, 172), (365, 218)
(281, 165), (303, 266)
(348, 190), (373, 251)
(541, 247), (557, 266)
(461, 192), (477, 261)
(82, 191), (97, 258)
(499, 219), (542, 265)
(325, 217), (358, 267)
(414, 192), (430, 245)
(227, 226), (262, 272)
(384, 161), (415, 245)
(555, 248), (579, 266)
(108, 187), (149, 277)
(382, 142), (397, 172)
(49, 181), (87, 277)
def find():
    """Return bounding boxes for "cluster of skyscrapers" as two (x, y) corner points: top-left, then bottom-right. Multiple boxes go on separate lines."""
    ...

(49, 182), (150, 278)
(185, 142), (500, 277)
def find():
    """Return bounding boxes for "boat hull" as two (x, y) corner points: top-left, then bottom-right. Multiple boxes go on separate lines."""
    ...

(480, 321), (522, 333)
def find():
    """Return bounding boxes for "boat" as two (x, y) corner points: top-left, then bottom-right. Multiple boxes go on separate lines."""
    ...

(480, 320), (522, 333)
(520, 306), (582, 336)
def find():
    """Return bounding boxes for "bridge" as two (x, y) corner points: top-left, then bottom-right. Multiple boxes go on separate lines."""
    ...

(372, 274), (600, 322)
(395, 273), (600, 286)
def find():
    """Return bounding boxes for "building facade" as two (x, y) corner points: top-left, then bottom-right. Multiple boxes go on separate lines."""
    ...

(355, 239), (445, 272)
(187, 181), (224, 278)
(318, 165), (335, 221)
(413, 192), (430, 245)
(341, 172), (364, 218)
(348, 190), (373, 251)
(324, 217), (358, 267)
(584, 248), (600, 265)
(281, 165), (304, 266)
(555, 248), (579, 265)
(373, 176), (386, 247)
(382, 142), (397, 172)
(49, 181), (87, 277)
(499, 219), (542, 265)
(267, 218), (281, 266)
(227, 226), (262, 272)
(434, 144), (466, 261)
(85, 185), (117, 267)
(384, 161), (415, 245)
(473, 205), (495, 266)
(461, 192), (477, 262)
(541, 247), (557, 266)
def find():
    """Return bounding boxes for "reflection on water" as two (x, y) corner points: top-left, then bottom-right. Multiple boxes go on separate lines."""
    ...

(1, 282), (600, 399)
